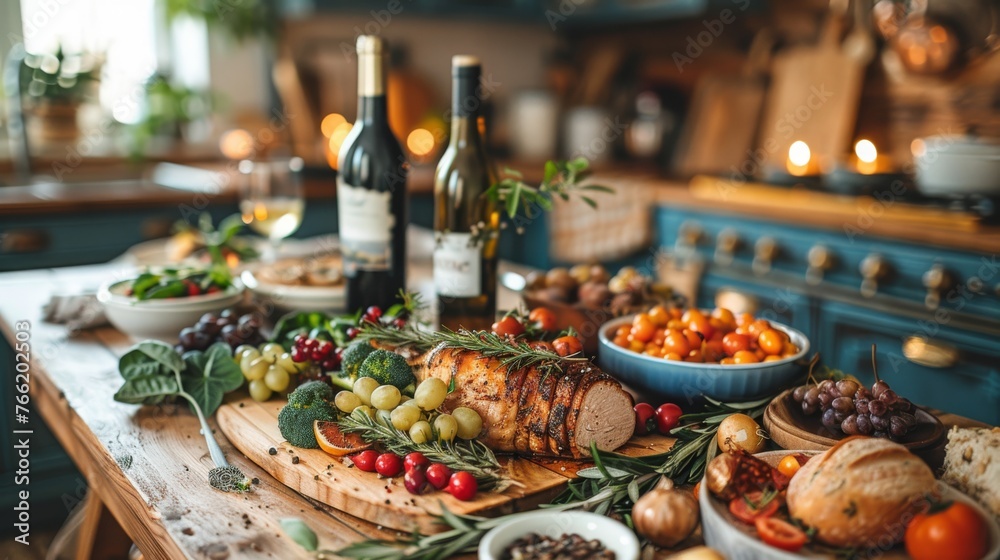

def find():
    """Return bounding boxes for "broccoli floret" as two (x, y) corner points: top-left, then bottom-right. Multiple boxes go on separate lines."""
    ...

(278, 382), (336, 448)
(287, 380), (334, 407)
(357, 349), (415, 390)
(341, 341), (375, 378)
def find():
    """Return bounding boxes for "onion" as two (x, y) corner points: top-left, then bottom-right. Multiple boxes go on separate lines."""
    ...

(716, 413), (766, 454)
(632, 477), (700, 547)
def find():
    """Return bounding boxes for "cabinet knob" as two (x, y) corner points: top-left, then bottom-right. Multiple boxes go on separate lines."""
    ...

(921, 263), (955, 309)
(903, 336), (959, 368)
(966, 276), (985, 294)
(805, 244), (835, 285)
(859, 253), (890, 298)
(677, 221), (702, 247)
(714, 229), (741, 266)
(0, 229), (50, 254)
(752, 236), (779, 275)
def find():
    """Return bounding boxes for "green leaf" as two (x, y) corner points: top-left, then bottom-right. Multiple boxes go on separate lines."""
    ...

(279, 518), (318, 552)
(576, 466), (632, 479)
(113, 374), (180, 404)
(582, 184), (615, 193)
(502, 166), (523, 179)
(119, 341), (184, 379)
(627, 479), (640, 503)
(141, 281), (187, 300)
(181, 343), (244, 417)
(542, 160), (558, 185)
(505, 183), (521, 218)
(567, 157), (589, 173)
(216, 213), (245, 244)
(130, 273), (160, 299)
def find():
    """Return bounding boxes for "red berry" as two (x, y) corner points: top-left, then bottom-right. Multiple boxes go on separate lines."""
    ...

(446, 471), (477, 501)
(206, 286), (220, 294)
(303, 338), (318, 350)
(404, 452), (430, 473)
(365, 306), (383, 321)
(392, 317), (407, 329)
(633, 403), (656, 436)
(294, 334), (306, 346)
(351, 450), (379, 472)
(346, 328), (360, 340)
(316, 340), (333, 357)
(375, 453), (403, 478)
(320, 358), (337, 371)
(654, 403), (683, 435)
(186, 281), (201, 296)
(404, 469), (428, 495)
(425, 463), (452, 490)
(290, 347), (307, 363)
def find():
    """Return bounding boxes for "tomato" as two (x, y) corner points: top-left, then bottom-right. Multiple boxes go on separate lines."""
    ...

(375, 453), (403, 477)
(351, 449), (379, 472)
(633, 403), (656, 436)
(654, 403), (683, 434)
(663, 330), (691, 356)
(613, 334), (629, 347)
(722, 332), (752, 356)
(404, 452), (430, 473)
(905, 501), (989, 560)
(528, 340), (555, 352)
(687, 313), (715, 340)
(736, 312), (755, 326)
(492, 316), (525, 338)
(552, 335), (583, 357)
(685, 349), (705, 363)
(758, 329), (789, 356)
(447, 471), (478, 501)
(425, 463), (452, 490)
(703, 340), (726, 362)
(647, 305), (671, 327)
(185, 280), (201, 296)
(747, 319), (772, 339)
(528, 307), (557, 331)
(664, 352), (683, 361)
(681, 328), (703, 349)
(729, 492), (781, 524)
(631, 314), (656, 343)
(777, 454), (802, 477)
(756, 517), (808, 552)
(711, 307), (736, 327)
(732, 350), (761, 364)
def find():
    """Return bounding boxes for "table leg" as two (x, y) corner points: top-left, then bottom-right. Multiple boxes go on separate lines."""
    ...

(74, 493), (134, 560)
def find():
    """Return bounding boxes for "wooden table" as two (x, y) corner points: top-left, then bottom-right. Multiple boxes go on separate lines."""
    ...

(0, 263), (984, 560)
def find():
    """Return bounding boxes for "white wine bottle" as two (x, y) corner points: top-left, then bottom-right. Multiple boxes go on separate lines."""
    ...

(433, 55), (499, 330)
(337, 35), (408, 313)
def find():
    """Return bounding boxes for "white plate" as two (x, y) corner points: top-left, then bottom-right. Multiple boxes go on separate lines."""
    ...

(241, 268), (345, 314)
(478, 510), (639, 560)
(700, 450), (1000, 560)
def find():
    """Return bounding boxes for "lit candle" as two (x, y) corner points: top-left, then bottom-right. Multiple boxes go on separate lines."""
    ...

(786, 140), (813, 176)
(854, 139), (878, 175)
(219, 129), (254, 160)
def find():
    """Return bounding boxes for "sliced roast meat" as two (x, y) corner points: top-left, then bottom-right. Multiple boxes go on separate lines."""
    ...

(547, 365), (588, 455)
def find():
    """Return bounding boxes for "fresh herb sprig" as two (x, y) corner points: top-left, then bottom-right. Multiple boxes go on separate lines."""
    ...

(338, 410), (510, 491)
(485, 158), (614, 221)
(356, 322), (587, 374)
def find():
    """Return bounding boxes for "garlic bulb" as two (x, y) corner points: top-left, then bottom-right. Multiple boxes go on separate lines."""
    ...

(632, 477), (700, 548)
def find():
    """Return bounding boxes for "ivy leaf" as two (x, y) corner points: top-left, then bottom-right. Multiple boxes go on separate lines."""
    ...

(181, 343), (244, 417)
(113, 374), (180, 405)
(119, 340), (184, 379)
(542, 160), (558, 185)
(279, 518), (318, 552)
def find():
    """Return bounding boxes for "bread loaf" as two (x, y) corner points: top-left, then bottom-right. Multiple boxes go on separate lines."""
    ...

(786, 436), (936, 548)
(941, 426), (1000, 519)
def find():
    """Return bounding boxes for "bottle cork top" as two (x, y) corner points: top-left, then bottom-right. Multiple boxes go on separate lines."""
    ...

(356, 35), (386, 55)
(452, 55), (481, 67)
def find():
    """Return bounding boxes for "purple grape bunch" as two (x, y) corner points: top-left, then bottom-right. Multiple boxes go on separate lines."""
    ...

(176, 310), (265, 354)
(792, 377), (917, 441)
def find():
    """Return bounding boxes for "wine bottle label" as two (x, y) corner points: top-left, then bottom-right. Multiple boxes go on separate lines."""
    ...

(434, 233), (481, 298)
(337, 179), (394, 275)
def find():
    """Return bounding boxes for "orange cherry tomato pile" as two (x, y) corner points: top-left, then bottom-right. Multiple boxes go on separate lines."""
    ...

(611, 306), (801, 364)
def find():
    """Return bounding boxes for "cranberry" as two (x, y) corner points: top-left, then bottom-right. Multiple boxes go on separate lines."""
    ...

(425, 463), (452, 490)
(375, 453), (403, 478)
(351, 450), (379, 472)
(404, 469), (428, 495)
(446, 471), (477, 501)
(404, 452), (429, 473)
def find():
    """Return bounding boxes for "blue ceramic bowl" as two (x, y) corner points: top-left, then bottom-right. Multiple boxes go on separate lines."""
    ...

(597, 315), (810, 402)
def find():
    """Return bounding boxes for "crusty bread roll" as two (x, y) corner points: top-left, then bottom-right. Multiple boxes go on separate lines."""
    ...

(941, 426), (1000, 518)
(787, 436), (936, 548)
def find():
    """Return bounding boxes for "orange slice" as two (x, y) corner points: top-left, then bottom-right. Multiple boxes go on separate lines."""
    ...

(313, 420), (371, 457)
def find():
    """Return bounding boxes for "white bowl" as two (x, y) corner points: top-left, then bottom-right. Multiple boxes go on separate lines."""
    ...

(97, 279), (244, 341)
(699, 450), (1000, 560)
(915, 135), (1000, 196)
(479, 510), (639, 560)
(240, 269), (345, 314)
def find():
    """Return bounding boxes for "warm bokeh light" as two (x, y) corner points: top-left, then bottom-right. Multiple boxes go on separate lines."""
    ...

(321, 113), (347, 138)
(788, 141), (811, 166)
(325, 122), (353, 169)
(219, 129), (254, 160)
(406, 128), (435, 157)
(855, 139), (877, 163)
(911, 138), (926, 158)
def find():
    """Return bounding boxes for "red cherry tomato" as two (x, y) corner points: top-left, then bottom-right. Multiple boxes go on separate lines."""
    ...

(633, 403), (656, 436)
(905, 501), (989, 560)
(375, 453), (403, 477)
(729, 492), (781, 524)
(552, 335), (583, 357)
(404, 452), (429, 473)
(404, 469), (428, 495)
(491, 316), (525, 338)
(446, 471), (478, 501)
(528, 307), (557, 331)
(654, 403), (683, 434)
(351, 449), (379, 472)
(722, 332), (752, 356)
(755, 517), (808, 552)
(185, 280), (201, 296)
(425, 463), (453, 490)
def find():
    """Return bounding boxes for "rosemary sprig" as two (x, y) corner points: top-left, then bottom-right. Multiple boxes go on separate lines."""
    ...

(357, 322), (588, 374)
(337, 410), (510, 491)
(485, 158), (614, 221)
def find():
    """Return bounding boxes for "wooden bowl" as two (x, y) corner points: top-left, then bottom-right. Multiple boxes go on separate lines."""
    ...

(763, 389), (947, 468)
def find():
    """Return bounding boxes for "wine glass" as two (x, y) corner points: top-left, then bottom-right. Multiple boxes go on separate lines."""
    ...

(238, 157), (305, 261)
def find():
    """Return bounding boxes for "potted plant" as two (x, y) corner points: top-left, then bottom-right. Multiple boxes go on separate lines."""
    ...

(19, 46), (99, 146)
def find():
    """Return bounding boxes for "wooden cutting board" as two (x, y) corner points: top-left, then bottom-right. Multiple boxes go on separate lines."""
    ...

(217, 396), (675, 533)
(757, 11), (869, 172)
